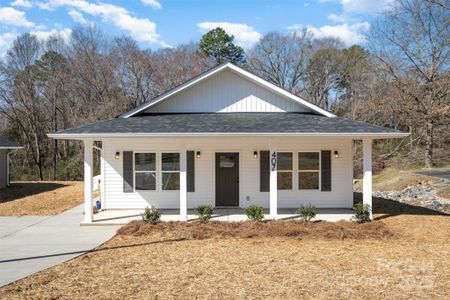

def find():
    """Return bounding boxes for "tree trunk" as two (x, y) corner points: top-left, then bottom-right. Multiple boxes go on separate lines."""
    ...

(425, 120), (434, 168)
(53, 95), (57, 180)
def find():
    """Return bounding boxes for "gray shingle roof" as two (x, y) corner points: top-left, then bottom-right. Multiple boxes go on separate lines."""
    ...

(53, 113), (405, 135)
(0, 136), (20, 148)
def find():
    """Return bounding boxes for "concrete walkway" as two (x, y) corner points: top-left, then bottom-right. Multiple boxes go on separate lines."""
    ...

(91, 208), (354, 225)
(0, 205), (119, 287)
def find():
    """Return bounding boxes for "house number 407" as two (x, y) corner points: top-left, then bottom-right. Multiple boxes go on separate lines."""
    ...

(271, 151), (277, 171)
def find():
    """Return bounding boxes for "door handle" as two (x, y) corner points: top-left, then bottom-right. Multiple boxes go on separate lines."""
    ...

(237, 177), (239, 183)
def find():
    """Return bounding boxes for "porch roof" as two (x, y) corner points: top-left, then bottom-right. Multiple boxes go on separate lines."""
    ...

(0, 136), (21, 149)
(48, 113), (409, 139)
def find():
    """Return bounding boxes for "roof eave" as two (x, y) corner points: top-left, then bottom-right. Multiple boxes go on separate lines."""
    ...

(0, 146), (23, 149)
(48, 132), (410, 140)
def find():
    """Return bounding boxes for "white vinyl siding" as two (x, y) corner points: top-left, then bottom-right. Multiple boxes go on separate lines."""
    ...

(102, 136), (352, 210)
(145, 70), (313, 113)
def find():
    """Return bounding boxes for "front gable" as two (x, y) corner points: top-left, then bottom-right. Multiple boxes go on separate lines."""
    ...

(122, 63), (335, 117)
(146, 69), (312, 113)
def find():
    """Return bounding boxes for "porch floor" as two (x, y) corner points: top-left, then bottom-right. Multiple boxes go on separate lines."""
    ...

(87, 208), (354, 225)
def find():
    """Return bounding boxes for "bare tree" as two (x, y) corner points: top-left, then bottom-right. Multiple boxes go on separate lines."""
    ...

(369, 0), (450, 167)
(113, 37), (156, 109)
(303, 38), (345, 110)
(247, 31), (312, 94)
(150, 43), (209, 94)
(0, 34), (47, 179)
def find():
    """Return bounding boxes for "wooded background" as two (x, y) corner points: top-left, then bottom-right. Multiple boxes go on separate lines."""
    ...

(0, 0), (448, 181)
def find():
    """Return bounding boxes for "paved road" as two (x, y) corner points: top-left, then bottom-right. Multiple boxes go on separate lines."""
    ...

(0, 205), (119, 287)
(414, 169), (450, 180)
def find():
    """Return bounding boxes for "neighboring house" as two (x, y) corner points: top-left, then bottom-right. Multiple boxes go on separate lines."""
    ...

(0, 137), (21, 189)
(49, 63), (409, 223)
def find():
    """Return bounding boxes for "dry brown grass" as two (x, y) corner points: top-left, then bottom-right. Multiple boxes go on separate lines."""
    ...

(118, 219), (393, 240)
(1, 196), (449, 299)
(437, 184), (450, 199)
(355, 168), (437, 191)
(0, 181), (83, 216)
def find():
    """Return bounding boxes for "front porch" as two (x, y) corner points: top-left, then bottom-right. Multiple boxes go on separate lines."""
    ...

(80, 136), (375, 224)
(84, 208), (354, 225)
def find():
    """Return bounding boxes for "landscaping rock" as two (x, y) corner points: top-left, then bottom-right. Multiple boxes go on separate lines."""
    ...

(357, 178), (450, 214)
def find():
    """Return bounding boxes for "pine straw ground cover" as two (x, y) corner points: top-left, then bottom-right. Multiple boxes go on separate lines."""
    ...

(0, 181), (83, 216)
(0, 198), (449, 299)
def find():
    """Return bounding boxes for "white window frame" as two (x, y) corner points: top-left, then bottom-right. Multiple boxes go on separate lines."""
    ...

(277, 151), (293, 190)
(161, 152), (181, 191)
(133, 152), (157, 192)
(298, 151), (321, 191)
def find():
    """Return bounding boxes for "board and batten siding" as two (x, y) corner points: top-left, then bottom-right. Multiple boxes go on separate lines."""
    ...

(102, 136), (352, 210)
(145, 70), (312, 113)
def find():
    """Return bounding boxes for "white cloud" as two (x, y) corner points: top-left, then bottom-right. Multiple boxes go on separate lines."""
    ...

(288, 22), (370, 45)
(31, 28), (72, 44)
(328, 13), (348, 23)
(197, 22), (262, 50)
(10, 0), (33, 8)
(0, 7), (35, 28)
(68, 10), (92, 26)
(141, 0), (162, 10)
(0, 32), (17, 58)
(38, 0), (169, 47)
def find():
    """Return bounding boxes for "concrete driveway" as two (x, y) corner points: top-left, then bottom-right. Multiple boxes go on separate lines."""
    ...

(0, 205), (119, 287)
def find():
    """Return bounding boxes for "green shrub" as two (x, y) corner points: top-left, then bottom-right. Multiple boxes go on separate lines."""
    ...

(245, 205), (264, 221)
(353, 203), (371, 223)
(297, 204), (316, 222)
(142, 206), (161, 224)
(194, 205), (214, 223)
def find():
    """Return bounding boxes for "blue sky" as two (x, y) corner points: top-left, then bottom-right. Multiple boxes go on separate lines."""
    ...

(0, 0), (394, 56)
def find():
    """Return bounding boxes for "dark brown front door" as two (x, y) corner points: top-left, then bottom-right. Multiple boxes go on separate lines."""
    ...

(215, 152), (239, 207)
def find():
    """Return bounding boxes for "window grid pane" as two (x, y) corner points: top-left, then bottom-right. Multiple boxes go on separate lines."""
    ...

(277, 172), (292, 190)
(162, 172), (180, 190)
(162, 153), (180, 171)
(135, 153), (156, 171)
(298, 171), (319, 190)
(135, 172), (156, 190)
(277, 152), (293, 171)
(298, 152), (320, 170)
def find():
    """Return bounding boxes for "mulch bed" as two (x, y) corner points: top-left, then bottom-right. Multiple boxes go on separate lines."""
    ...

(118, 219), (394, 240)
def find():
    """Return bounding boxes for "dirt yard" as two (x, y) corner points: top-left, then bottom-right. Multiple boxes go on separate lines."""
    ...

(0, 197), (448, 299)
(0, 181), (83, 216)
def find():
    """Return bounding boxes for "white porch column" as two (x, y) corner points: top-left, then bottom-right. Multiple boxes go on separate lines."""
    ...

(83, 139), (94, 223)
(100, 149), (105, 210)
(179, 149), (187, 221)
(363, 139), (373, 219)
(269, 149), (277, 219)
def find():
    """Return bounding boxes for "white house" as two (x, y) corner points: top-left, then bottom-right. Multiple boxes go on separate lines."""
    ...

(0, 136), (21, 189)
(49, 63), (408, 223)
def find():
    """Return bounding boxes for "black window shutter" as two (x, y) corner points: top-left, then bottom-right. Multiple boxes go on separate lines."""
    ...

(123, 151), (134, 193)
(260, 150), (270, 192)
(321, 150), (331, 192)
(187, 150), (195, 192)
